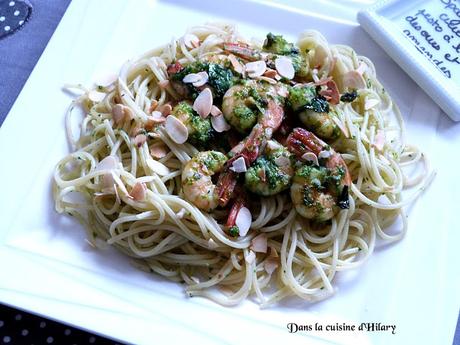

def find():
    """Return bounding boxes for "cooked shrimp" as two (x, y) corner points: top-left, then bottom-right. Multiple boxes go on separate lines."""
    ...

(245, 140), (294, 196)
(216, 92), (284, 206)
(182, 151), (228, 211)
(287, 84), (341, 140)
(287, 127), (351, 221)
(221, 81), (267, 133)
(172, 101), (212, 146)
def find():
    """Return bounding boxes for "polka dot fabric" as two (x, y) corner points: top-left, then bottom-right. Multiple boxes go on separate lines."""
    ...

(0, 303), (125, 345)
(0, 0), (31, 39)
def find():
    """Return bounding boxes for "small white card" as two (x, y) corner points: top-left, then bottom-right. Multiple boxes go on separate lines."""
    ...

(358, 0), (460, 121)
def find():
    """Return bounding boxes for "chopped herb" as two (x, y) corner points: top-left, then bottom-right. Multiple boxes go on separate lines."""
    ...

(340, 90), (358, 102)
(229, 226), (239, 237)
(263, 33), (299, 55)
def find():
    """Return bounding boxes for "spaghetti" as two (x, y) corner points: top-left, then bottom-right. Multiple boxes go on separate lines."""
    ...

(53, 23), (432, 307)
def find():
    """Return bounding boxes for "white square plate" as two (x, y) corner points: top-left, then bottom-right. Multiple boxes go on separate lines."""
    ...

(0, 0), (458, 344)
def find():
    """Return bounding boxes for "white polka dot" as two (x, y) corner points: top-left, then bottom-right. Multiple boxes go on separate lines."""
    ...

(15, 314), (22, 321)
(21, 329), (29, 336)
(4, 26), (10, 31)
(39, 321), (46, 328)
(0, 16), (5, 22)
(14, 10), (20, 16)
(0, 320), (4, 327)
(3, 336), (11, 343)
(19, 20), (24, 25)
(89, 336), (96, 343)
(9, 1), (15, 6)
(46, 336), (54, 343)
(64, 329), (71, 336)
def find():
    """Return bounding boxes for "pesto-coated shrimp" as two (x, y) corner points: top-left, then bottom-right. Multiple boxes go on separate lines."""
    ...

(182, 151), (228, 211)
(245, 140), (294, 196)
(287, 85), (341, 140)
(287, 128), (350, 222)
(221, 81), (268, 133)
(172, 101), (212, 146)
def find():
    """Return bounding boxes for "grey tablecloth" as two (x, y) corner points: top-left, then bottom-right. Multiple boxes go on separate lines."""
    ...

(0, 1), (459, 344)
(0, 0), (70, 124)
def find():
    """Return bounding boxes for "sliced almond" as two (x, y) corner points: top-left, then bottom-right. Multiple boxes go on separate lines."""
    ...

(275, 56), (295, 79)
(228, 54), (244, 74)
(165, 115), (188, 144)
(245, 60), (266, 78)
(210, 105), (222, 117)
(236, 207), (252, 236)
(183, 73), (202, 84)
(133, 134), (147, 147)
(263, 68), (278, 78)
(356, 62), (367, 75)
(96, 156), (118, 171)
(318, 150), (332, 159)
(193, 88), (213, 118)
(146, 157), (170, 176)
(229, 156), (247, 173)
(250, 233), (267, 253)
(192, 71), (209, 87)
(211, 114), (231, 132)
(88, 90), (106, 103)
(183, 33), (199, 49)
(130, 182), (146, 201)
(112, 104), (125, 125)
(149, 100), (159, 113)
(158, 103), (172, 116)
(365, 98), (380, 110)
(266, 140), (282, 151)
(264, 257), (279, 274)
(149, 142), (169, 159)
(342, 71), (366, 90)
(301, 152), (319, 165)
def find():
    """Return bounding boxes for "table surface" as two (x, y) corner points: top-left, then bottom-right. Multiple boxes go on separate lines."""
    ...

(0, 1), (458, 344)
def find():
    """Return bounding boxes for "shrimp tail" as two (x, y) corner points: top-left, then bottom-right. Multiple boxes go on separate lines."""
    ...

(286, 127), (324, 157)
(223, 42), (261, 61)
(216, 170), (238, 206)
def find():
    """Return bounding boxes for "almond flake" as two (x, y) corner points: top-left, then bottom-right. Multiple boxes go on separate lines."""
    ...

(301, 152), (319, 165)
(96, 156), (118, 171)
(193, 88), (213, 118)
(275, 56), (295, 80)
(192, 71), (209, 87)
(229, 156), (247, 173)
(165, 115), (188, 144)
(373, 130), (385, 151)
(149, 100), (159, 113)
(133, 134), (147, 147)
(264, 257), (279, 274)
(211, 114), (231, 132)
(158, 103), (172, 116)
(228, 54), (244, 74)
(318, 150), (332, 159)
(112, 104), (125, 124)
(342, 71), (366, 89)
(245, 60), (266, 78)
(250, 234), (267, 253)
(210, 105), (222, 117)
(150, 142), (169, 159)
(130, 182), (146, 201)
(183, 33), (199, 49)
(183, 73), (202, 84)
(236, 207), (252, 236)
(365, 98), (380, 110)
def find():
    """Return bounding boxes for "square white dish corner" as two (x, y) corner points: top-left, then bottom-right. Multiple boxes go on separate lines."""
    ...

(0, 1), (459, 344)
